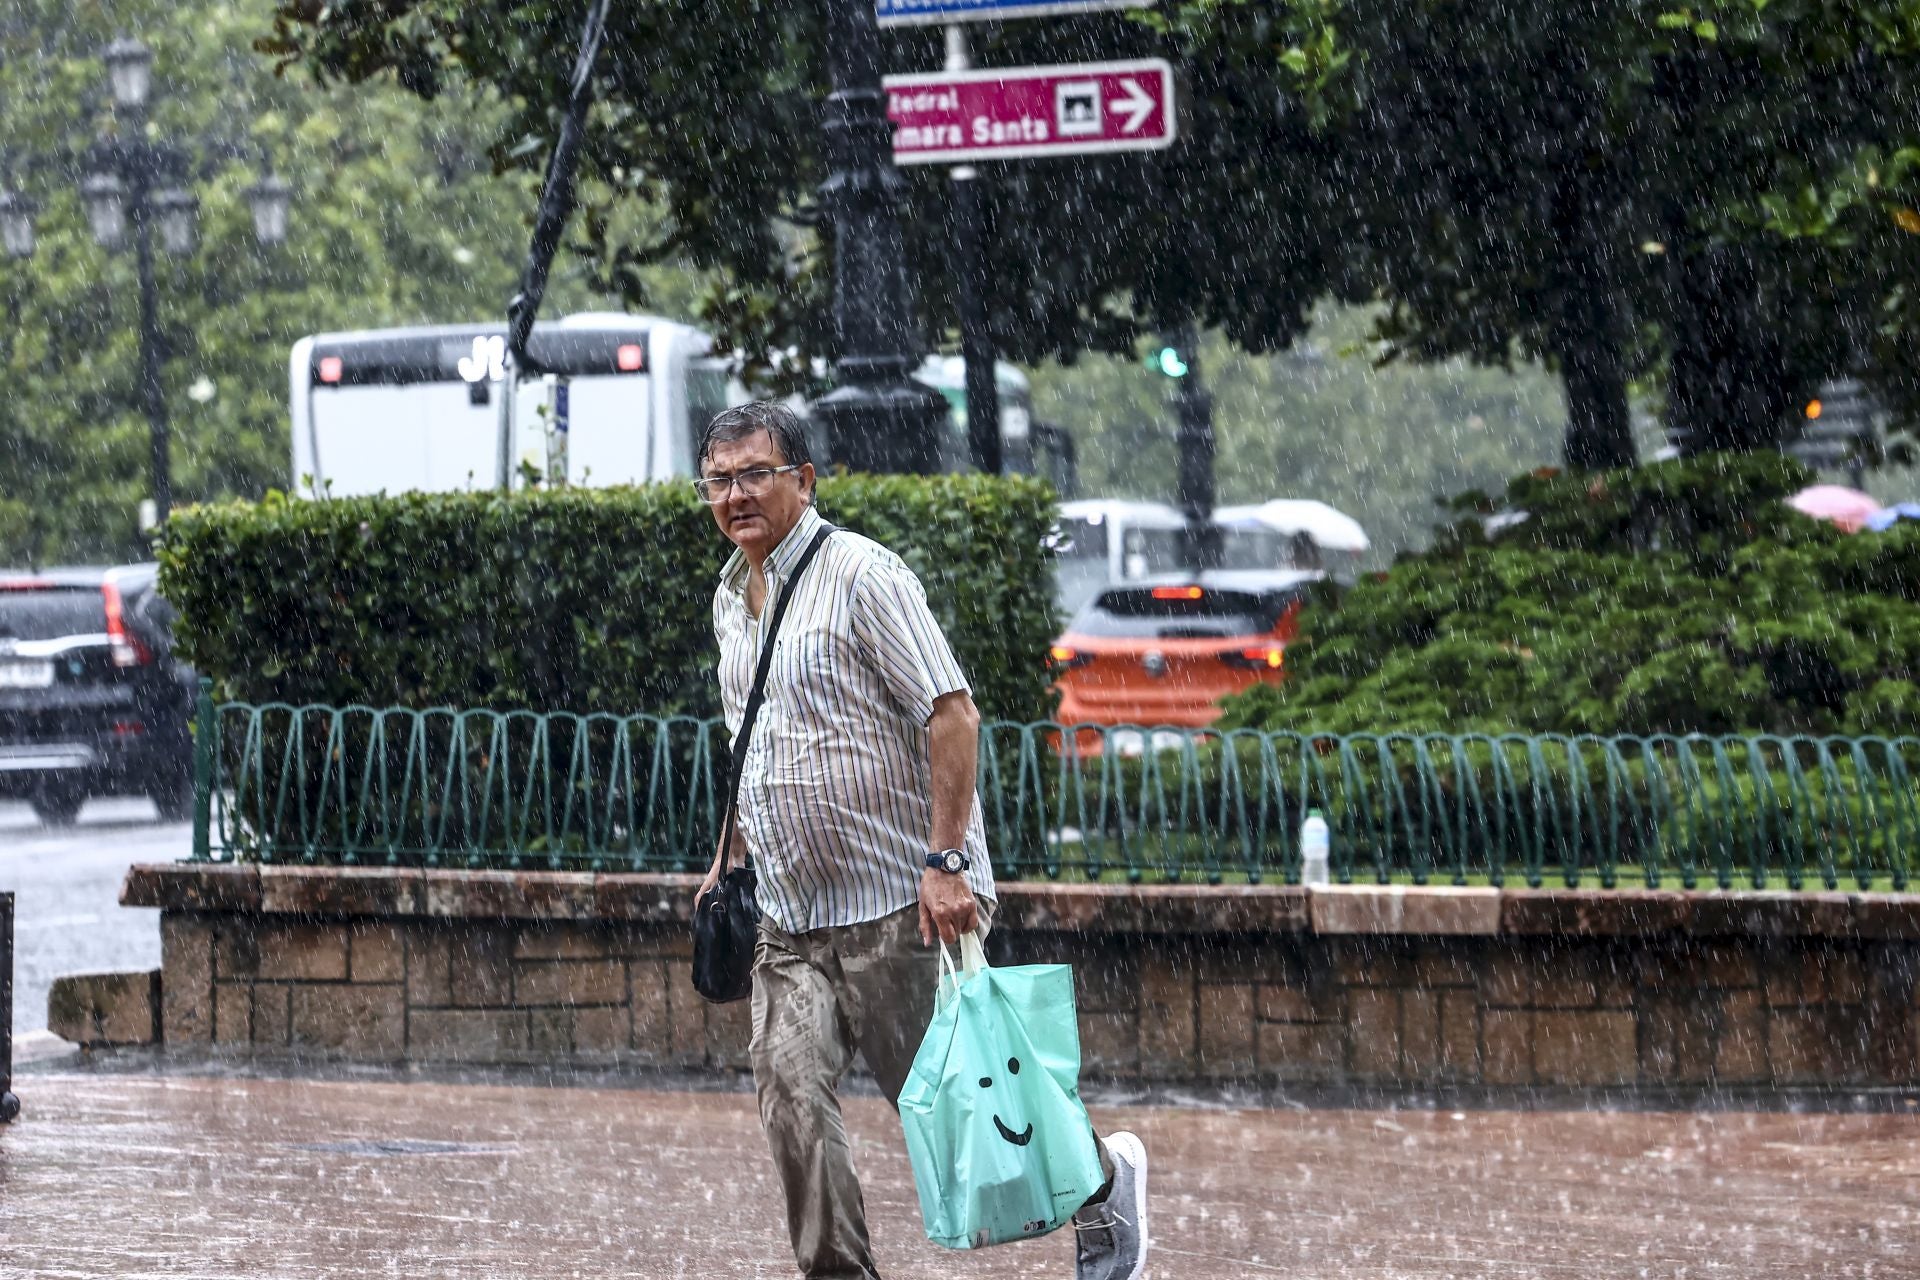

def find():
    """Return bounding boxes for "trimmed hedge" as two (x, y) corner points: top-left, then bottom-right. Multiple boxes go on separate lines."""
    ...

(156, 474), (1060, 723)
(1222, 453), (1920, 737)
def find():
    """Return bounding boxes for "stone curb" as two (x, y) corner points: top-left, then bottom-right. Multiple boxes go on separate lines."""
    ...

(120, 863), (1920, 939)
(45, 969), (161, 1047)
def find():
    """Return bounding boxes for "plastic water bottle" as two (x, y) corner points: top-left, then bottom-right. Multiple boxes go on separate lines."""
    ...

(1300, 808), (1330, 886)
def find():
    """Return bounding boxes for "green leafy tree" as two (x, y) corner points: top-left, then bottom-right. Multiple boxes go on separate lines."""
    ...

(265, 0), (1920, 467)
(0, 0), (659, 566)
(261, 0), (1347, 389)
(1236, 0), (1920, 461)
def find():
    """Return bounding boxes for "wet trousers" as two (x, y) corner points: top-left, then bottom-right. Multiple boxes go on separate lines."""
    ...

(751, 902), (1107, 1279)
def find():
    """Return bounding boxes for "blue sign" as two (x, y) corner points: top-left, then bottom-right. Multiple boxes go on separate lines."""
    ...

(877, 0), (1152, 27)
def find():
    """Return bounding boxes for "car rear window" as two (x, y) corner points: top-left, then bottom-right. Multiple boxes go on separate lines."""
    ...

(0, 586), (105, 642)
(1072, 588), (1299, 639)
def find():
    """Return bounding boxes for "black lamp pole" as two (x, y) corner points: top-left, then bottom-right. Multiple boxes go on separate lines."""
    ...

(1171, 321), (1221, 570)
(0, 38), (293, 533)
(814, 0), (947, 473)
(126, 146), (172, 522)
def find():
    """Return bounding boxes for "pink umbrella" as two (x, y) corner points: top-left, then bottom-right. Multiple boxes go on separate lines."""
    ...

(1788, 485), (1882, 533)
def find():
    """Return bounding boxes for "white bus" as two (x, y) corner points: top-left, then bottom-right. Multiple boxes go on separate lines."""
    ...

(290, 313), (734, 497)
(291, 313), (1078, 498)
(1053, 497), (1371, 616)
(1054, 498), (1190, 617)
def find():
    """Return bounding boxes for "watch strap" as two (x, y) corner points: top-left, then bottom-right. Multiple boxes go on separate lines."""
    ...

(927, 848), (969, 873)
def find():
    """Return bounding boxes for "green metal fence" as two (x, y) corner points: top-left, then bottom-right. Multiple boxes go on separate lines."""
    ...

(189, 689), (1920, 890)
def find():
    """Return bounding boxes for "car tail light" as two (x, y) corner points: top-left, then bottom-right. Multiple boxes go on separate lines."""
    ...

(1151, 585), (1204, 600)
(1049, 644), (1094, 672)
(1276, 598), (1305, 640)
(101, 581), (151, 668)
(1222, 645), (1285, 670)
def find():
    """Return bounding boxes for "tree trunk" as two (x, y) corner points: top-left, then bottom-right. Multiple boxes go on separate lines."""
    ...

(1667, 244), (1793, 454)
(1548, 130), (1636, 470)
(1562, 329), (1635, 470)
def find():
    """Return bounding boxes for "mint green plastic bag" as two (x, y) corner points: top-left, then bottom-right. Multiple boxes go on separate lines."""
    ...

(898, 933), (1105, 1250)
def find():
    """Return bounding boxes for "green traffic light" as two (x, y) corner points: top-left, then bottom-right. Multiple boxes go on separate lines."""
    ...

(1154, 347), (1189, 378)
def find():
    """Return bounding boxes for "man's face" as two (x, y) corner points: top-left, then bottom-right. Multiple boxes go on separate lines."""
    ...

(702, 428), (815, 560)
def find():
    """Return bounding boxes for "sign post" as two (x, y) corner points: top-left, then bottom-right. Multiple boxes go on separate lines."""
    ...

(2, 891), (18, 1123)
(941, 24), (1002, 476)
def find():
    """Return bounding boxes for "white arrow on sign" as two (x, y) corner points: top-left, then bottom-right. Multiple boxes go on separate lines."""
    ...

(1114, 77), (1155, 134)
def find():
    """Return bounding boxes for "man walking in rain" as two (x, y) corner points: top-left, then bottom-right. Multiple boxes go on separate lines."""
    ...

(695, 401), (1151, 1280)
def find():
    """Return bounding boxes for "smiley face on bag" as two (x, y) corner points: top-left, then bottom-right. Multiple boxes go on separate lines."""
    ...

(977, 1056), (1032, 1146)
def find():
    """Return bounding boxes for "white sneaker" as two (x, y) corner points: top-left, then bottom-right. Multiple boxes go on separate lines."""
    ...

(1072, 1131), (1149, 1280)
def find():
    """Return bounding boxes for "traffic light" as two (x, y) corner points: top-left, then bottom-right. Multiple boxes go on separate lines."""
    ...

(1147, 345), (1189, 378)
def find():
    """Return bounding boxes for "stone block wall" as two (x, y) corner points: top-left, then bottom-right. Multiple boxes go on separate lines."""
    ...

(1016, 933), (1912, 1088)
(159, 913), (746, 1069)
(123, 866), (1920, 1091)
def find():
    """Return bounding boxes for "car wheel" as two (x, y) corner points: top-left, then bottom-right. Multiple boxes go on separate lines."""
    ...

(30, 789), (85, 827)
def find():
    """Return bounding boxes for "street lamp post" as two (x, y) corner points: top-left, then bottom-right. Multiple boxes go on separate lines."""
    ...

(0, 37), (292, 529)
(1169, 321), (1221, 570)
(813, 0), (949, 474)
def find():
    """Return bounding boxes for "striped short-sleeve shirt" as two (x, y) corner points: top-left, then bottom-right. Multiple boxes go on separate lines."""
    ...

(713, 503), (995, 934)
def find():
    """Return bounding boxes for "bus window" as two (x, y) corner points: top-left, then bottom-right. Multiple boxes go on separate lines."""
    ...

(687, 361), (732, 451)
(1055, 516), (1112, 619)
(1121, 526), (1183, 580)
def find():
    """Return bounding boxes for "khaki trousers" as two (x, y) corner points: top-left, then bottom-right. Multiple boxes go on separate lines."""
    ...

(751, 903), (1032, 1279)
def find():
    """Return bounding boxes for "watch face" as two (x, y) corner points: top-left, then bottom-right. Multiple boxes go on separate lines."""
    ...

(943, 851), (965, 874)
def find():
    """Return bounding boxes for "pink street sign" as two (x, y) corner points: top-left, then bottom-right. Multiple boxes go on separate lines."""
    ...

(884, 59), (1177, 165)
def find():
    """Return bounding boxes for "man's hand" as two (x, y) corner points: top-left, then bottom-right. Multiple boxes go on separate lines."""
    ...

(918, 867), (979, 945)
(697, 829), (737, 911)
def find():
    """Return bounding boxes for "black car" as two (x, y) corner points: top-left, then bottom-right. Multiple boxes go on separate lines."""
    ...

(0, 565), (195, 825)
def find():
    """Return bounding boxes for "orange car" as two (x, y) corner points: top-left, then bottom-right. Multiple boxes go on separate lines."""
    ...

(1050, 571), (1318, 739)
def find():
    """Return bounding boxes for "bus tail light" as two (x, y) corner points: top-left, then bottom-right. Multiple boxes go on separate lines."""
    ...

(616, 343), (644, 372)
(318, 356), (344, 383)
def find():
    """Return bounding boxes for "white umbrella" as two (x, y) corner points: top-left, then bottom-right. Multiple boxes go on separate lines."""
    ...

(1213, 499), (1371, 552)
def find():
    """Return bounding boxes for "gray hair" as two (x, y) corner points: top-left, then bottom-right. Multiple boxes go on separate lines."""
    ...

(698, 401), (814, 474)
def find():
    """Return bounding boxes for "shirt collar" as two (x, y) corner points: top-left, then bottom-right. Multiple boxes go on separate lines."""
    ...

(722, 503), (825, 599)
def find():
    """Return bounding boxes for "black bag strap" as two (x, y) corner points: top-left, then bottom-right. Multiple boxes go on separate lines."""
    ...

(717, 522), (837, 874)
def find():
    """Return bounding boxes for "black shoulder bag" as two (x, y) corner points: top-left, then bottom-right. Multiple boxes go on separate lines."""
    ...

(692, 523), (837, 1003)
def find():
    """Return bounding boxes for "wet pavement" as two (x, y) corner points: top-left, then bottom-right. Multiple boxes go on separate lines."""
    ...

(3, 1064), (1917, 1278)
(1, 798), (173, 1034)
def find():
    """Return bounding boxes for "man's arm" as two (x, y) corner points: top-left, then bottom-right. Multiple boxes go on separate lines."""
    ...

(700, 580), (748, 907)
(698, 821), (749, 904)
(920, 688), (982, 945)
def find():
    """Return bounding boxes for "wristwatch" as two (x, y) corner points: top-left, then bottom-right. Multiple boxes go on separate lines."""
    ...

(926, 848), (970, 875)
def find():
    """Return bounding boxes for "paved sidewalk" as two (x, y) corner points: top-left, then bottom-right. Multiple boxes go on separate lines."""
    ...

(2, 1064), (1918, 1278)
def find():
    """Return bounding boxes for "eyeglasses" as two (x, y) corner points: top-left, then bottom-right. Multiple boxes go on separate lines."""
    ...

(693, 465), (801, 504)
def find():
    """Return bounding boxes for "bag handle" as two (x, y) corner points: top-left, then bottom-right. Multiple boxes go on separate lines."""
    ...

(959, 930), (987, 976)
(716, 522), (837, 876)
(936, 929), (990, 1001)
